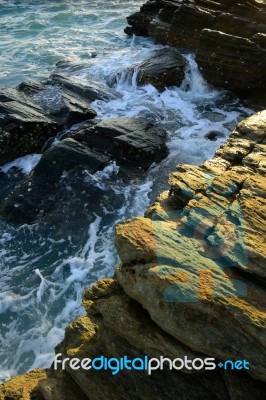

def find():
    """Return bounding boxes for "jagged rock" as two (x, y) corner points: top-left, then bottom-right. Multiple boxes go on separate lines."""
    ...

(0, 117), (168, 224)
(1, 111), (266, 399)
(125, 0), (266, 105)
(48, 73), (117, 104)
(0, 70), (120, 165)
(137, 48), (186, 90)
(0, 88), (60, 166)
(111, 49), (187, 90)
(71, 117), (168, 169)
(55, 278), (231, 400)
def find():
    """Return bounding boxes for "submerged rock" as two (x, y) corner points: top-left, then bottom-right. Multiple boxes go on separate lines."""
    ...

(0, 117), (168, 224)
(125, 0), (266, 106)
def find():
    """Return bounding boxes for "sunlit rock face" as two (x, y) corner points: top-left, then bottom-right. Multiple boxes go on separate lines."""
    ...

(115, 111), (266, 384)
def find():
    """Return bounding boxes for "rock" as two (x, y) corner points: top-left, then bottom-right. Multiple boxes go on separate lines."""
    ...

(0, 368), (88, 400)
(55, 278), (230, 400)
(197, 29), (266, 93)
(205, 131), (226, 141)
(0, 369), (46, 400)
(71, 117), (168, 169)
(137, 48), (186, 90)
(125, 0), (266, 106)
(111, 49), (187, 90)
(115, 110), (266, 382)
(0, 69), (120, 165)
(0, 88), (60, 165)
(0, 117), (168, 224)
(38, 369), (88, 400)
(48, 72), (118, 104)
(37, 277), (266, 400)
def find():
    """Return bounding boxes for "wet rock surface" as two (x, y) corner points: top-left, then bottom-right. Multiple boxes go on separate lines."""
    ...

(115, 110), (266, 385)
(111, 48), (187, 90)
(0, 71), (119, 165)
(0, 117), (168, 225)
(125, 0), (266, 106)
(136, 48), (186, 90)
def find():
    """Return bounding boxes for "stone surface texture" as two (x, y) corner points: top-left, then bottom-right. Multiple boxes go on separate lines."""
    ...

(125, 0), (266, 106)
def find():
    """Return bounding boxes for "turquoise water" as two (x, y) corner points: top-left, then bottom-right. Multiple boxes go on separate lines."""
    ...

(0, 0), (144, 87)
(0, 0), (252, 382)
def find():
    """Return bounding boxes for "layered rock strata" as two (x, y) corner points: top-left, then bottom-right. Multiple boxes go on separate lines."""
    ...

(1, 110), (265, 399)
(125, 0), (266, 106)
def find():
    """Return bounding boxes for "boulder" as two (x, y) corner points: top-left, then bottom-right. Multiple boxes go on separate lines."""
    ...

(0, 117), (168, 224)
(1, 111), (266, 400)
(0, 70), (119, 165)
(0, 88), (60, 165)
(111, 49), (187, 90)
(125, 0), (266, 106)
(71, 117), (168, 169)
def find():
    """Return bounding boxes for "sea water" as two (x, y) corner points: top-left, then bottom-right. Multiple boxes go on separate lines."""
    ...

(0, 0), (252, 382)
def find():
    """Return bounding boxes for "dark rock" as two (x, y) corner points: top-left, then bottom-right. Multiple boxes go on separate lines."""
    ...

(33, 138), (110, 182)
(109, 49), (186, 90)
(0, 70), (120, 165)
(125, 0), (266, 106)
(137, 49), (187, 90)
(197, 29), (266, 92)
(0, 88), (61, 165)
(0, 117), (168, 224)
(48, 72), (118, 104)
(205, 130), (225, 141)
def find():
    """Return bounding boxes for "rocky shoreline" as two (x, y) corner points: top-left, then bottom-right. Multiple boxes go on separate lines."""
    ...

(1, 110), (265, 400)
(0, 1), (266, 399)
(125, 0), (266, 108)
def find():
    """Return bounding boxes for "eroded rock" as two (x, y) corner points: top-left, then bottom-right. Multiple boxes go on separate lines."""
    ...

(115, 110), (266, 383)
(125, 0), (266, 106)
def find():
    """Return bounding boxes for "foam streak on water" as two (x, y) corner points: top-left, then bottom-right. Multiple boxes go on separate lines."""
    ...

(0, 1), (253, 383)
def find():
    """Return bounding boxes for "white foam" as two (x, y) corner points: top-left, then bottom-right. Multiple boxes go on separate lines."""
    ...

(1, 154), (41, 174)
